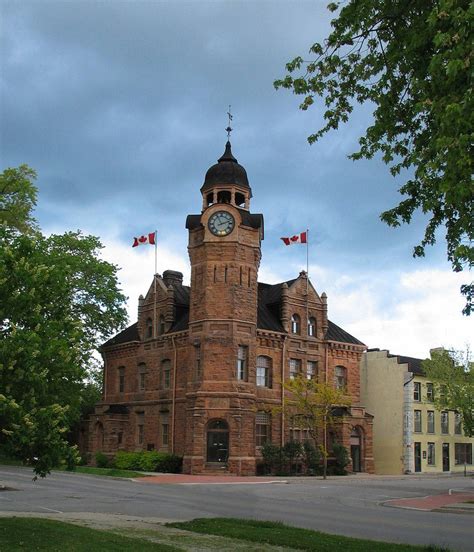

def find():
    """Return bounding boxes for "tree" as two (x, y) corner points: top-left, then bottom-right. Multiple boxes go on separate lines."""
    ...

(422, 347), (473, 437)
(0, 224), (127, 477)
(0, 165), (38, 234)
(274, 0), (473, 314)
(283, 377), (351, 479)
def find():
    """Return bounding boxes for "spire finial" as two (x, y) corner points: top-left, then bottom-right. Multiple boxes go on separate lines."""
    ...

(225, 105), (233, 140)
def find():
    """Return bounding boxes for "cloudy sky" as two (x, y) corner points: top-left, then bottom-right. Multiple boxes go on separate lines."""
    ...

(1, 0), (472, 359)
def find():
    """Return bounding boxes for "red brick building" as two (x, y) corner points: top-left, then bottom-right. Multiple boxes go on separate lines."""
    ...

(88, 141), (374, 474)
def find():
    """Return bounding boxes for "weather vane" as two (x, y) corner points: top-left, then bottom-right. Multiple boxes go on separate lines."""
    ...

(226, 105), (233, 140)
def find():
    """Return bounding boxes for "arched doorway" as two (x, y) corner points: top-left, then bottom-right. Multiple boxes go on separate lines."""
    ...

(350, 427), (363, 472)
(206, 419), (229, 463)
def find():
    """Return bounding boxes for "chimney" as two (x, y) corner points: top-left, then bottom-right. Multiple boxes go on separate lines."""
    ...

(162, 270), (183, 287)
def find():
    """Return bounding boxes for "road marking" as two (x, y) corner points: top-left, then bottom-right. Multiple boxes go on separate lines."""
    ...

(39, 506), (63, 514)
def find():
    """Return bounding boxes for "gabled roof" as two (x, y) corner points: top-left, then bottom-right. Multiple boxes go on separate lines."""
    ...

(325, 320), (364, 346)
(102, 322), (139, 347)
(103, 277), (364, 348)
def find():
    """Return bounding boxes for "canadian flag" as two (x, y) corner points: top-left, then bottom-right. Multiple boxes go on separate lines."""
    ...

(132, 232), (156, 248)
(281, 231), (307, 246)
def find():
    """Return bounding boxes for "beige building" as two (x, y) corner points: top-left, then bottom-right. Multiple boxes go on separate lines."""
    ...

(360, 349), (473, 475)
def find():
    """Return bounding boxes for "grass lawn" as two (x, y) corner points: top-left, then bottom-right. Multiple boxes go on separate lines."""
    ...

(56, 466), (148, 478)
(167, 518), (449, 552)
(0, 518), (178, 551)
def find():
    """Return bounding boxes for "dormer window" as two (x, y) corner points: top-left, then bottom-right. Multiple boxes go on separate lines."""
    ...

(159, 315), (165, 335)
(146, 318), (153, 339)
(308, 317), (316, 337)
(291, 314), (301, 334)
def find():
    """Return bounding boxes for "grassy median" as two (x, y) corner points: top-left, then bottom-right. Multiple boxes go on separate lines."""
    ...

(0, 518), (178, 551)
(167, 518), (450, 552)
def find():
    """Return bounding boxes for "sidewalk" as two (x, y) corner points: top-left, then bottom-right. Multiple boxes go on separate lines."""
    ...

(384, 491), (474, 513)
(135, 474), (287, 485)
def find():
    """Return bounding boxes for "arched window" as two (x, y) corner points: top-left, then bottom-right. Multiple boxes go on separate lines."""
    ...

(334, 365), (347, 390)
(291, 314), (301, 334)
(146, 318), (153, 339)
(217, 190), (231, 203)
(256, 356), (272, 388)
(159, 315), (165, 335)
(162, 359), (171, 389)
(307, 317), (316, 337)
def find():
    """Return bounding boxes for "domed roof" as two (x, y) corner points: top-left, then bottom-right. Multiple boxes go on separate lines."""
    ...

(201, 141), (251, 193)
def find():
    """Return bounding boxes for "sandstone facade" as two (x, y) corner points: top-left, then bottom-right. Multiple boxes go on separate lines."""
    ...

(87, 141), (374, 474)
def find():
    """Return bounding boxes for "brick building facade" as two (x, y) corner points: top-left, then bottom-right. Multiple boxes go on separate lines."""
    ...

(88, 141), (374, 475)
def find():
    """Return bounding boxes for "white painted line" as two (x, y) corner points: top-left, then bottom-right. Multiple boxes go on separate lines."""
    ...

(39, 506), (63, 514)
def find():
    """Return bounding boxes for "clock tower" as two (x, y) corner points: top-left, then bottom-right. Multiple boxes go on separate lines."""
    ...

(184, 141), (264, 474)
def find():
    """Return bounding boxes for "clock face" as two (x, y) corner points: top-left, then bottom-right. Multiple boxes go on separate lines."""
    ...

(208, 211), (235, 236)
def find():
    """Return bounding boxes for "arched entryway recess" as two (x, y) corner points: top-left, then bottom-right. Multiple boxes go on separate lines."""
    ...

(206, 419), (229, 463)
(350, 426), (364, 472)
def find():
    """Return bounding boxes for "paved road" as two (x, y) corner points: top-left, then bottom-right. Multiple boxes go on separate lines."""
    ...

(1, 467), (473, 551)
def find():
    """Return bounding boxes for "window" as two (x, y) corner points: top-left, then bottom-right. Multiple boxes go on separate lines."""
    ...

(441, 411), (449, 434)
(306, 361), (317, 380)
(414, 410), (422, 432)
(159, 315), (165, 335)
(237, 346), (248, 381)
(118, 366), (125, 393)
(146, 317), (153, 339)
(117, 431), (123, 446)
(334, 366), (347, 390)
(291, 314), (301, 334)
(256, 356), (271, 387)
(455, 412), (462, 435)
(426, 383), (434, 402)
(307, 317), (316, 337)
(195, 344), (202, 379)
(136, 412), (144, 446)
(255, 411), (271, 447)
(138, 363), (146, 392)
(160, 413), (169, 447)
(455, 443), (472, 465)
(427, 443), (435, 465)
(161, 424), (169, 446)
(413, 382), (421, 402)
(289, 358), (302, 379)
(427, 411), (435, 433)
(162, 359), (171, 389)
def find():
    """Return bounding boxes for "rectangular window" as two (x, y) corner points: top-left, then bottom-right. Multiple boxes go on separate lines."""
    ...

(118, 367), (125, 393)
(455, 443), (472, 465)
(117, 431), (123, 446)
(413, 382), (421, 402)
(441, 411), (449, 434)
(256, 356), (271, 387)
(289, 358), (301, 380)
(427, 442), (435, 465)
(414, 410), (422, 433)
(237, 345), (248, 381)
(306, 361), (317, 381)
(255, 411), (271, 447)
(161, 424), (169, 446)
(454, 412), (462, 435)
(427, 411), (435, 433)
(139, 372), (146, 392)
(426, 383), (434, 402)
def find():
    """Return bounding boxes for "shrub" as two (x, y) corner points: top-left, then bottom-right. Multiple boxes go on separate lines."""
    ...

(302, 440), (321, 475)
(95, 451), (109, 468)
(332, 444), (350, 475)
(261, 442), (281, 475)
(282, 441), (303, 475)
(114, 451), (182, 473)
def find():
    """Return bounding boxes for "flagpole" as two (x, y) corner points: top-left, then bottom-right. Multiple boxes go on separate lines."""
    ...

(153, 229), (157, 339)
(306, 228), (309, 339)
